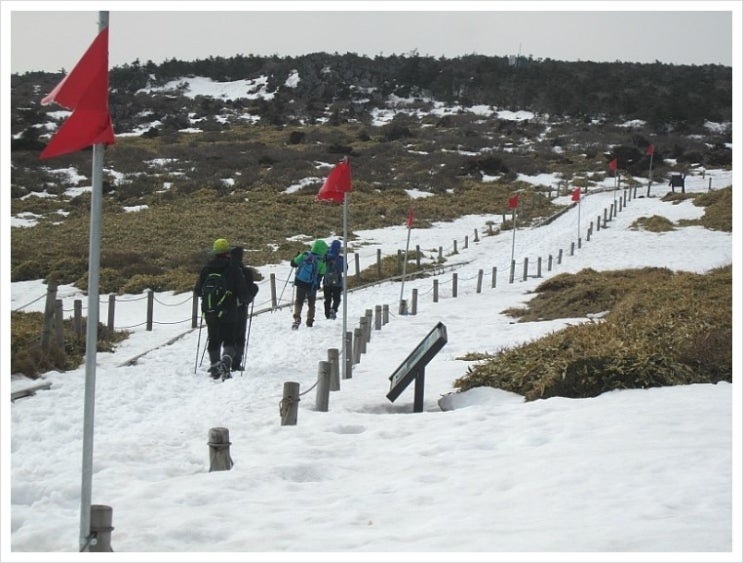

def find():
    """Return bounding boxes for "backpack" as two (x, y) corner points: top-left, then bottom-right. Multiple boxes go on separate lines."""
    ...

(201, 270), (231, 317)
(295, 252), (319, 288)
(324, 256), (341, 287)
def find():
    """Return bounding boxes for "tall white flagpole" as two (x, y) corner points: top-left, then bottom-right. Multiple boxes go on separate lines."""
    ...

(79, 10), (107, 551)
(341, 191), (349, 378)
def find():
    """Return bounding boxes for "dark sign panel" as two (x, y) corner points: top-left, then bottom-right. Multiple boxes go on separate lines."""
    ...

(387, 322), (447, 409)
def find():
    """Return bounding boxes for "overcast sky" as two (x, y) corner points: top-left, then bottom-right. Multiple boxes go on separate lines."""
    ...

(4, 2), (738, 74)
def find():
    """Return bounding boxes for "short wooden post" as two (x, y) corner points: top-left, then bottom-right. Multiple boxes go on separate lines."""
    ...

(474, 228), (479, 243)
(328, 349), (340, 391)
(453, 240), (458, 254)
(491, 266), (497, 288)
(411, 289), (418, 315)
(88, 504), (114, 552)
(376, 249), (382, 278)
(359, 319), (369, 353)
(522, 257), (529, 281)
(353, 328), (362, 364)
(603, 208), (608, 227)
(536, 257), (542, 278)
(107, 294), (115, 332)
(415, 245), (421, 267)
(280, 382), (300, 426)
(41, 282), (57, 353)
(74, 299), (83, 339)
(191, 292), (199, 328)
(597, 214), (602, 231)
(365, 309), (373, 342)
(509, 260), (515, 284)
(558, 249), (563, 264)
(452, 273), (458, 297)
(146, 289), (154, 331)
(398, 299), (407, 315)
(382, 304), (389, 324)
(208, 427), (233, 471)
(464, 235), (468, 249)
(433, 279), (439, 302)
(438, 246), (443, 261)
(476, 269), (483, 293)
(374, 305), (382, 329)
(315, 361), (331, 412)
(270, 273), (277, 308)
(578, 237), (582, 249)
(548, 254), (553, 272)
(570, 241), (575, 256)
(354, 253), (360, 280)
(54, 299), (64, 348)
(344, 331), (353, 378)
(397, 249), (403, 275)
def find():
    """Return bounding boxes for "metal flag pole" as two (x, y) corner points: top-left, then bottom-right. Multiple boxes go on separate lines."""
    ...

(341, 191), (349, 379)
(79, 10), (108, 551)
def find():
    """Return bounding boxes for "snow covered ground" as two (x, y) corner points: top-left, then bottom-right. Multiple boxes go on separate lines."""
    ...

(4, 168), (740, 560)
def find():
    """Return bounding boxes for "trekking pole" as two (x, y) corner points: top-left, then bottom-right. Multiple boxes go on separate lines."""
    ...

(199, 336), (209, 368)
(276, 265), (294, 310)
(193, 315), (204, 374)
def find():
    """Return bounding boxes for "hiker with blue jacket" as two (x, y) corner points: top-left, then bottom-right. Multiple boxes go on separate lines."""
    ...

(194, 238), (249, 379)
(290, 239), (328, 329)
(323, 239), (346, 320)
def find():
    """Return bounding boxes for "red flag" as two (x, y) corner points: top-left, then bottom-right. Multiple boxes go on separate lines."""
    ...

(646, 144), (655, 156)
(608, 158), (618, 171)
(40, 27), (115, 159)
(316, 159), (352, 203)
(406, 207), (414, 228)
(571, 187), (581, 202)
(507, 195), (519, 210)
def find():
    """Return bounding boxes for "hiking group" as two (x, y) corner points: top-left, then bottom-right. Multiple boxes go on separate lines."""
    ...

(195, 237), (345, 379)
(290, 238), (346, 330)
(194, 238), (259, 380)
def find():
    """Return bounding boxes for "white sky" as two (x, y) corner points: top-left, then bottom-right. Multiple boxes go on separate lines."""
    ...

(5, 159), (740, 556)
(4, 1), (739, 74)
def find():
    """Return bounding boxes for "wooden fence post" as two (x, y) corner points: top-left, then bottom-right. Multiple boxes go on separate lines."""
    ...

(411, 289), (418, 315)
(415, 245), (421, 267)
(146, 289), (154, 331)
(433, 279), (439, 302)
(452, 273), (458, 298)
(88, 504), (114, 552)
(359, 319), (369, 353)
(382, 304), (389, 324)
(522, 257), (529, 282)
(208, 427), (233, 471)
(315, 361), (331, 412)
(74, 299), (83, 339)
(377, 249), (382, 278)
(354, 253), (360, 280)
(270, 273), (277, 308)
(107, 294), (115, 332)
(453, 240), (458, 254)
(474, 228), (479, 243)
(353, 328), (362, 364)
(374, 305), (382, 330)
(558, 249), (563, 264)
(464, 235), (468, 249)
(492, 266), (497, 288)
(537, 257), (542, 278)
(280, 382), (300, 426)
(570, 242), (575, 256)
(365, 309), (373, 342)
(328, 349), (340, 391)
(54, 299), (64, 348)
(191, 292), (199, 328)
(344, 331), (353, 378)
(41, 282), (57, 353)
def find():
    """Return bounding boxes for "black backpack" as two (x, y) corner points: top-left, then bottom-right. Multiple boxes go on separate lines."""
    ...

(201, 270), (231, 317)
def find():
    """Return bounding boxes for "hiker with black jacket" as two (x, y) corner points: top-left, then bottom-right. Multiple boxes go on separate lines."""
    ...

(194, 238), (249, 379)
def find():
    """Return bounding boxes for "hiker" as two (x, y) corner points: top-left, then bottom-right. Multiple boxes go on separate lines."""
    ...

(194, 238), (249, 379)
(290, 239), (328, 329)
(230, 245), (260, 372)
(323, 239), (346, 320)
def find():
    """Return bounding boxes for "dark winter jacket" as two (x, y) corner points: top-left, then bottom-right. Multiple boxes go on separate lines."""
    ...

(230, 246), (259, 306)
(194, 254), (249, 321)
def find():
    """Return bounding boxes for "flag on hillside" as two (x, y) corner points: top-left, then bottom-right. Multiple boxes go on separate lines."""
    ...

(646, 144), (655, 156)
(316, 158), (352, 203)
(571, 187), (581, 202)
(406, 207), (414, 228)
(40, 27), (115, 159)
(609, 158), (618, 172)
(507, 195), (519, 210)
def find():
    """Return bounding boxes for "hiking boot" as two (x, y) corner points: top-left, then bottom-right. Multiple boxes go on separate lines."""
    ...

(306, 320), (314, 327)
(291, 319), (300, 330)
(208, 363), (222, 379)
(330, 310), (337, 320)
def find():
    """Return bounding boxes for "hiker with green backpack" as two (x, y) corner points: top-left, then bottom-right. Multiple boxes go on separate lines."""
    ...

(290, 239), (328, 329)
(194, 238), (249, 379)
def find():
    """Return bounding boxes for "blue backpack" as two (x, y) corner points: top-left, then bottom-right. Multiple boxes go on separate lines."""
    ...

(295, 252), (319, 288)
